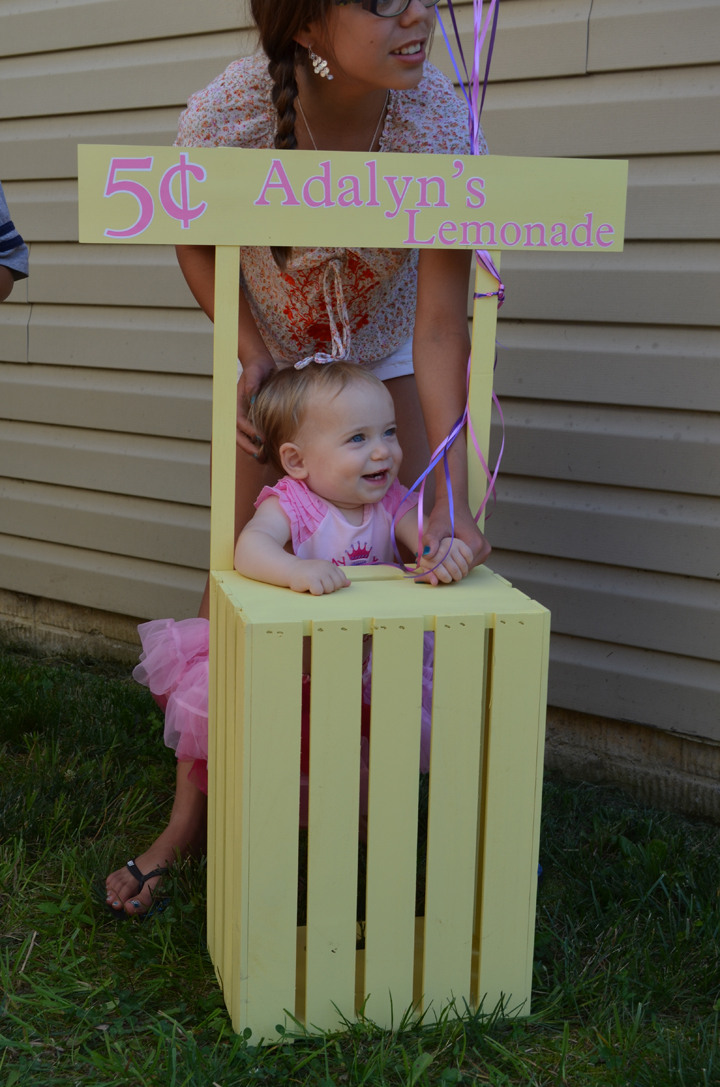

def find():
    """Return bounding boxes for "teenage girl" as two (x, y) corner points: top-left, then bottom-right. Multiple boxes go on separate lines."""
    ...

(105, 0), (489, 917)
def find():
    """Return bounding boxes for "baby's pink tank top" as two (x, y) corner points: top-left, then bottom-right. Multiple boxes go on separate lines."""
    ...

(255, 477), (418, 567)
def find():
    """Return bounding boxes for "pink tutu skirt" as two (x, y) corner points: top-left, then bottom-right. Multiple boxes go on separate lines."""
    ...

(134, 619), (434, 813)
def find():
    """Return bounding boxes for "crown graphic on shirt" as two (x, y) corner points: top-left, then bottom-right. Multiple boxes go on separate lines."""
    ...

(346, 541), (374, 565)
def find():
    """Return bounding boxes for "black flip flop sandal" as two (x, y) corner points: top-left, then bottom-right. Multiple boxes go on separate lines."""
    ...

(103, 858), (170, 921)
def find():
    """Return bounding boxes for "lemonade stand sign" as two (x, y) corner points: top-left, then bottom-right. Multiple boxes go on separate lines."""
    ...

(79, 145), (627, 1040)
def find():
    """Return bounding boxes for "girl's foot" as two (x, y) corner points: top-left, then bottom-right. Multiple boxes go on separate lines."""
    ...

(105, 761), (207, 916)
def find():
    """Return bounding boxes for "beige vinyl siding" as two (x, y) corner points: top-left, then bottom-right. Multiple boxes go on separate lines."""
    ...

(0, 0), (717, 741)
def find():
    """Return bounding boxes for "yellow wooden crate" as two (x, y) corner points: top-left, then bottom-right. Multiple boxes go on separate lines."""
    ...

(207, 248), (549, 1039)
(209, 564), (549, 1039)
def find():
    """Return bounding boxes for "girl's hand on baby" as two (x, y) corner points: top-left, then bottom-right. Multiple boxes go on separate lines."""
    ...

(289, 560), (351, 596)
(424, 501), (491, 571)
(414, 538), (473, 586)
(236, 356), (276, 457)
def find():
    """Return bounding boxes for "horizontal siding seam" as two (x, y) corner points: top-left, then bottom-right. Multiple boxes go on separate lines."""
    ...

(0, 27), (255, 65)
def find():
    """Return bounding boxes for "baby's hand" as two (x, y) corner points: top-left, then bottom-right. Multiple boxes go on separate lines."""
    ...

(289, 560), (351, 596)
(415, 538), (473, 586)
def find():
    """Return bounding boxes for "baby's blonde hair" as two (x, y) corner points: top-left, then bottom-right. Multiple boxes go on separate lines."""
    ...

(249, 362), (386, 474)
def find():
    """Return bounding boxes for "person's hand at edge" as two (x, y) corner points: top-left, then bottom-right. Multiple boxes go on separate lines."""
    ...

(0, 266), (15, 303)
(422, 498), (491, 572)
(236, 355), (276, 457)
(414, 537), (473, 586)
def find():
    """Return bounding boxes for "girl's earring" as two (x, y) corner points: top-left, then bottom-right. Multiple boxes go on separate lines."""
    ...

(309, 46), (333, 80)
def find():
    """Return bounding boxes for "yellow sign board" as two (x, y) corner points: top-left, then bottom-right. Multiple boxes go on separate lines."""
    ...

(78, 145), (627, 251)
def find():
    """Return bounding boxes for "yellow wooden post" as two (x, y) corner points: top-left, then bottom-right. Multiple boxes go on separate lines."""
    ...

(468, 254), (501, 529)
(207, 246), (240, 991)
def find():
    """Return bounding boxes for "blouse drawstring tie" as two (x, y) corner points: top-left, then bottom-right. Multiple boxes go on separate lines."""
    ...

(294, 259), (352, 370)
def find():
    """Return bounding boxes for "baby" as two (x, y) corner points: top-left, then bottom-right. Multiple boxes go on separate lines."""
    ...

(234, 361), (473, 589)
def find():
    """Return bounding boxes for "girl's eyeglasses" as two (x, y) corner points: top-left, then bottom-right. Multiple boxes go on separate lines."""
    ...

(337, 0), (440, 18)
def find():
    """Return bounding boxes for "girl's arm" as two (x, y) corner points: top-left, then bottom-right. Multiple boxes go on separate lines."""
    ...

(176, 244), (275, 457)
(234, 498), (351, 596)
(413, 248), (492, 569)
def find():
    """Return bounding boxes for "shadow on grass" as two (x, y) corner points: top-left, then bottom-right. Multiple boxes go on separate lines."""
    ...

(1, 645), (719, 1085)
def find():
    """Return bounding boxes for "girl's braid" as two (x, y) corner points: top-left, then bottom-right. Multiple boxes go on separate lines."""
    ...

(268, 47), (298, 269)
(251, 0), (330, 269)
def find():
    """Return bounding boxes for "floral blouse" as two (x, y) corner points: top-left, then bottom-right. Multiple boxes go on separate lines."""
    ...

(176, 52), (486, 365)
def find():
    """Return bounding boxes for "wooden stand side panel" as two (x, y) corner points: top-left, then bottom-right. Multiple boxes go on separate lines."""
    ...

(241, 621), (304, 1041)
(221, 590), (238, 1013)
(364, 618), (424, 1027)
(230, 604), (252, 1033)
(304, 619), (364, 1031)
(475, 608), (549, 1014)
(211, 579), (228, 981)
(207, 573), (220, 964)
(422, 615), (486, 1012)
(525, 609), (550, 979)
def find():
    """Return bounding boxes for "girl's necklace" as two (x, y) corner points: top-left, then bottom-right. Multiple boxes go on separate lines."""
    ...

(296, 91), (389, 153)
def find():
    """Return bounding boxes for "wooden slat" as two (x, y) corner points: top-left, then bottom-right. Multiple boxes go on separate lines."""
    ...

(222, 587), (238, 1010)
(0, 0), (250, 59)
(492, 549), (720, 664)
(26, 244), (198, 309)
(494, 321), (720, 413)
(0, 531), (205, 619)
(588, 0), (720, 74)
(482, 65), (720, 157)
(0, 476), (209, 568)
(422, 616), (485, 1012)
(243, 620), (304, 1041)
(364, 617), (424, 1028)
(490, 400), (720, 497)
(304, 620), (363, 1031)
(0, 420), (209, 505)
(549, 632), (720, 740)
(0, 362), (211, 439)
(0, 108), (181, 181)
(0, 31), (248, 120)
(28, 304), (212, 374)
(490, 476), (720, 580)
(498, 243), (720, 327)
(434, 0), (591, 84)
(0, 304), (30, 363)
(475, 609), (548, 1014)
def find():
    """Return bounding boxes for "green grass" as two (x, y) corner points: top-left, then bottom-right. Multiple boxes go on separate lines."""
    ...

(1, 644), (719, 1085)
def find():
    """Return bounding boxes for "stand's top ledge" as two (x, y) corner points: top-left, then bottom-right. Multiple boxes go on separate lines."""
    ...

(213, 564), (548, 631)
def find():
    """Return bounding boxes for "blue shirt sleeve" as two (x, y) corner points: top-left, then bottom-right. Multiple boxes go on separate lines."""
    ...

(0, 180), (29, 280)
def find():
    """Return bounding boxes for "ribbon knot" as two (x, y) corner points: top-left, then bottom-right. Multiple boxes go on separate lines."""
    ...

(294, 259), (352, 370)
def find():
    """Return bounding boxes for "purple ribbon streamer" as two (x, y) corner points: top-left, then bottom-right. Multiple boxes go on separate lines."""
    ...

(386, 1), (506, 579)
